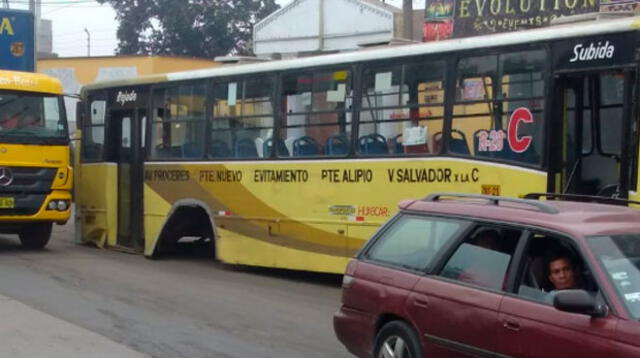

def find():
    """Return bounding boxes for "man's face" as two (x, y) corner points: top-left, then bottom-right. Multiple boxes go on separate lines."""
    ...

(548, 258), (577, 290)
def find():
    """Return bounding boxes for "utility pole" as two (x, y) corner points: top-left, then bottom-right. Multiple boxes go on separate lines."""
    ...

(84, 28), (90, 57)
(318, 0), (324, 52)
(403, 0), (413, 40)
(28, 0), (38, 70)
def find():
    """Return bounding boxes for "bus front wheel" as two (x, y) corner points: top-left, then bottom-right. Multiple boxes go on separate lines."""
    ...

(19, 222), (52, 249)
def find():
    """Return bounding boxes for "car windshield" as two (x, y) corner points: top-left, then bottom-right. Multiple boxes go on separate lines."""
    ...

(587, 234), (640, 319)
(0, 91), (67, 142)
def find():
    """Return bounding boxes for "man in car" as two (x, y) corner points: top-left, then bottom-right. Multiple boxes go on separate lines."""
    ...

(547, 252), (580, 290)
(474, 229), (501, 251)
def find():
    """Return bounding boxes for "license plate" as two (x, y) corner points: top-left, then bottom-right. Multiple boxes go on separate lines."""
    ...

(0, 197), (14, 209)
(481, 185), (501, 196)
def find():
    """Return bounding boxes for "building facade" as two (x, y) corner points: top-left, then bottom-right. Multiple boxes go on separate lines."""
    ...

(253, 0), (422, 58)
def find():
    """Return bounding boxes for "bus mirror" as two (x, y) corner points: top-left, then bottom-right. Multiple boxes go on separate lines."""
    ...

(75, 101), (84, 130)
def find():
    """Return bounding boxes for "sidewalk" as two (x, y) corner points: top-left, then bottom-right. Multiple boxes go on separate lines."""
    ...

(0, 294), (151, 358)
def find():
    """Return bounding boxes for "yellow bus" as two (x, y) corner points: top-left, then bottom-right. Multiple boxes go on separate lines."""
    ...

(76, 16), (640, 273)
(0, 70), (72, 249)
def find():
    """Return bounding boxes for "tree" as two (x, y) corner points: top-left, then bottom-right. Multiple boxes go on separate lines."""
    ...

(98, 0), (280, 57)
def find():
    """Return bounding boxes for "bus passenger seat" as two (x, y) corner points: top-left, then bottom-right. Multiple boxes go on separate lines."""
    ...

(392, 134), (403, 154)
(449, 130), (470, 155)
(182, 142), (202, 158)
(359, 133), (388, 155)
(264, 138), (289, 157)
(210, 140), (232, 158)
(235, 138), (258, 158)
(293, 136), (320, 156)
(170, 145), (183, 157)
(154, 144), (172, 158)
(325, 135), (349, 155)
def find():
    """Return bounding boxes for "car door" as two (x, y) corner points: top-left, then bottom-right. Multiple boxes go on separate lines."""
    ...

(496, 232), (619, 358)
(408, 224), (524, 357)
(349, 214), (471, 357)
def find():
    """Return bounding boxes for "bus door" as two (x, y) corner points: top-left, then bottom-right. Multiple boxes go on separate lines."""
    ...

(550, 33), (638, 199)
(552, 70), (635, 198)
(109, 89), (147, 250)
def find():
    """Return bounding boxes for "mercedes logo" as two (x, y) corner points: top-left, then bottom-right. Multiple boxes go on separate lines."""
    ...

(0, 167), (14, 187)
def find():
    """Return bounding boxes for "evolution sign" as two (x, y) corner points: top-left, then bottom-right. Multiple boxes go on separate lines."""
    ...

(453, 0), (599, 37)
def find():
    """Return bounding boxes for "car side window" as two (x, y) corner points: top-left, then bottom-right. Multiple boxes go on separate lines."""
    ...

(365, 215), (467, 271)
(517, 233), (600, 303)
(440, 225), (522, 291)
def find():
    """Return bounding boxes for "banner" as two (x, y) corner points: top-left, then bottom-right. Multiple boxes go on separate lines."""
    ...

(0, 9), (34, 72)
(424, 0), (456, 41)
(453, 0), (599, 37)
(424, 0), (601, 41)
(600, 0), (640, 12)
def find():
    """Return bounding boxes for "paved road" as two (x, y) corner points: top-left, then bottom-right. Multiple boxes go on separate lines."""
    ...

(0, 218), (351, 358)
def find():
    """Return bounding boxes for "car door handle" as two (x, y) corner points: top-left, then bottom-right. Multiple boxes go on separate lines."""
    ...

(503, 319), (520, 332)
(413, 297), (429, 309)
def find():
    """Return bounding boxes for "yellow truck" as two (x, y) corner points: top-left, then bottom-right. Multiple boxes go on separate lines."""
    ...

(0, 70), (72, 249)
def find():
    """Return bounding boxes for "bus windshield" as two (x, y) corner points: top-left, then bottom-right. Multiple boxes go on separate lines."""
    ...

(0, 91), (67, 143)
(587, 234), (640, 319)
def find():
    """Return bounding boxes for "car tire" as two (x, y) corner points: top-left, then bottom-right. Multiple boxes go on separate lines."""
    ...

(374, 321), (422, 358)
(18, 222), (52, 249)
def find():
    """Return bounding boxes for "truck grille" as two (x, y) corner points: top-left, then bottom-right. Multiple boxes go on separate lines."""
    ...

(0, 166), (56, 194)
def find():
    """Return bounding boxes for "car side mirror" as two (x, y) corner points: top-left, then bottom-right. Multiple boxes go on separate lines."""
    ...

(553, 289), (608, 318)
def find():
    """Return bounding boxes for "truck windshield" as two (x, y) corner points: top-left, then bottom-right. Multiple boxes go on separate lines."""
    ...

(0, 91), (67, 143)
(587, 234), (640, 319)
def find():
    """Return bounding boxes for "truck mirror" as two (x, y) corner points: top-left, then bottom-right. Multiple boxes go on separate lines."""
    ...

(75, 101), (84, 130)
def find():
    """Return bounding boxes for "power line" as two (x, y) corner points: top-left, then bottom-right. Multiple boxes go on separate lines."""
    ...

(7, 0), (103, 4)
(43, 4), (109, 15)
(54, 42), (117, 49)
(54, 28), (116, 37)
(54, 35), (117, 41)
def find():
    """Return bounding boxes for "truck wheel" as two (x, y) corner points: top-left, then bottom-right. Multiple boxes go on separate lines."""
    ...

(18, 222), (52, 249)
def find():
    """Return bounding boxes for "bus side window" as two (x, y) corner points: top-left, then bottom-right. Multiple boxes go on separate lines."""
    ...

(452, 50), (545, 166)
(359, 60), (445, 156)
(280, 70), (352, 158)
(150, 83), (207, 160)
(81, 97), (106, 161)
(209, 76), (274, 159)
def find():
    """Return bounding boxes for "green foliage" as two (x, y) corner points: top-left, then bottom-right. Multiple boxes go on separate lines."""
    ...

(97, 0), (280, 57)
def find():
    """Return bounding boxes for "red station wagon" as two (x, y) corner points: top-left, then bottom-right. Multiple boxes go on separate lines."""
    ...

(334, 193), (640, 358)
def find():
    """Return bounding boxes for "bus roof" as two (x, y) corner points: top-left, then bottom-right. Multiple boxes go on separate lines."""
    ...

(0, 70), (63, 95)
(83, 15), (640, 92)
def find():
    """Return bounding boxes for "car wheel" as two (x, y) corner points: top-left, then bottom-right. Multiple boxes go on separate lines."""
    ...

(374, 321), (422, 358)
(18, 222), (52, 249)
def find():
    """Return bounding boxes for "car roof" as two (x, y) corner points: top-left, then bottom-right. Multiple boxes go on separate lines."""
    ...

(399, 195), (640, 238)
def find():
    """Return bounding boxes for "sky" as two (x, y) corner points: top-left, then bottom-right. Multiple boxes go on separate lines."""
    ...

(6, 0), (424, 57)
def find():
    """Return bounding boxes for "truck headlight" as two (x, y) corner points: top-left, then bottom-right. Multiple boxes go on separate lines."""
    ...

(47, 200), (69, 211)
(57, 200), (68, 211)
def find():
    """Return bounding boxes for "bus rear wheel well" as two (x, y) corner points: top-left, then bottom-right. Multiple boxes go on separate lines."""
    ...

(153, 205), (215, 258)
